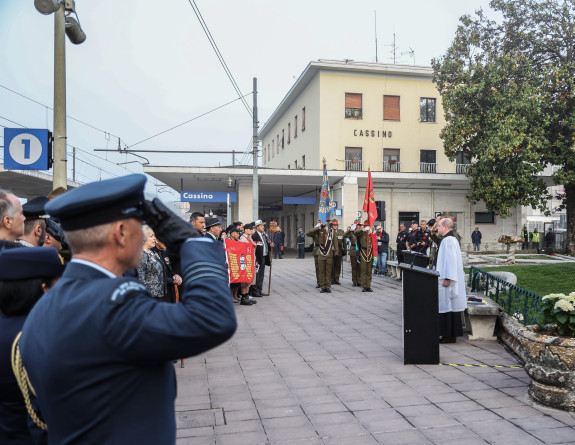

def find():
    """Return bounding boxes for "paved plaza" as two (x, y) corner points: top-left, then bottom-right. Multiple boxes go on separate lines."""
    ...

(175, 255), (575, 445)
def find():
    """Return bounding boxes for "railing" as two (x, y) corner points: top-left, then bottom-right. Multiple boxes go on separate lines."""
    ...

(419, 162), (437, 173)
(382, 161), (401, 172)
(345, 159), (363, 171)
(388, 247), (397, 261)
(456, 164), (469, 174)
(468, 266), (543, 326)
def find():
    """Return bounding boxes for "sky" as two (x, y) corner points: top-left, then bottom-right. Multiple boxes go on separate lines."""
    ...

(0, 0), (494, 200)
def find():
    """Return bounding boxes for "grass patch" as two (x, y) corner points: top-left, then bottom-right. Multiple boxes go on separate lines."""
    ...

(467, 263), (575, 296)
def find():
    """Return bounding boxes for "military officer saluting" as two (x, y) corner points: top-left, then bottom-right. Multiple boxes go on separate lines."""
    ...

(18, 174), (237, 444)
(330, 219), (345, 285)
(354, 220), (375, 292)
(307, 220), (335, 293)
(344, 220), (361, 287)
(307, 218), (323, 288)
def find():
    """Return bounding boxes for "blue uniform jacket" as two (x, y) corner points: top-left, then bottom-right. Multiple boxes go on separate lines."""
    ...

(19, 238), (237, 444)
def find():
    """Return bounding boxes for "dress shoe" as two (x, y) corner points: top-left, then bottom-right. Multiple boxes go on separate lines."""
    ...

(320, 288), (331, 293)
(334, 281), (341, 285)
(260, 293), (269, 297)
(252, 293), (263, 298)
(316, 284), (320, 288)
(365, 288), (373, 292)
(240, 298), (255, 305)
(439, 336), (456, 344)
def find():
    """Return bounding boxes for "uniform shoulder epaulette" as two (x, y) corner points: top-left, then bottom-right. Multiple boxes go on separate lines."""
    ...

(108, 278), (148, 305)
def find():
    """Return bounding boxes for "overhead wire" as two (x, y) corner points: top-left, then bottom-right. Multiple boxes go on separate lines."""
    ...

(127, 93), (251, 148)
(186, 0), (252, 118)
(0, 83), (126, 144)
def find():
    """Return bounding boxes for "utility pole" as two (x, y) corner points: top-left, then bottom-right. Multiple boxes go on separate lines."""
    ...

(252, 77), (259, 220)
(53, 4), (67, 190)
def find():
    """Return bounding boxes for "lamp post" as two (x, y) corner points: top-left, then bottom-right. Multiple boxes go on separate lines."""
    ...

(35, 0), (86, 191)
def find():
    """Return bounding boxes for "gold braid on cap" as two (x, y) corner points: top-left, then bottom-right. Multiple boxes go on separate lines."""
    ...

(11, 332), (47, 430)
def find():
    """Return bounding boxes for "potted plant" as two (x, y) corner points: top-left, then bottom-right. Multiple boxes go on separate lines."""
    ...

(517, 293), (575, 411)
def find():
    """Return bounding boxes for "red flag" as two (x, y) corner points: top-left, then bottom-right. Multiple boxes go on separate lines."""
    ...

(224, 239), (255, 283)
(363, 168), (377, 226)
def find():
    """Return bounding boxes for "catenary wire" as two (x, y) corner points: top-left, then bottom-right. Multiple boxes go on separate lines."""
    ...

(186, 0), (252, 118)
(127, 93), (251, 148)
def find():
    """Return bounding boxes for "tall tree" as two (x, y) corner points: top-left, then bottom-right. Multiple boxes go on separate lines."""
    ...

(432, 0), (575, 253)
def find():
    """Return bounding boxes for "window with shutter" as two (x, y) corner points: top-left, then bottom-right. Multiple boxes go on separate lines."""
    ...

(383, 95), (400, 120)
(345, 93), (362, 119)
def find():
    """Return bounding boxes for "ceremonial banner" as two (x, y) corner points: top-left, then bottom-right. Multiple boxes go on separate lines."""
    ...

(319, 162), (335, 224)
(363, 167), (377, 226)
(224, 239), (255, 283)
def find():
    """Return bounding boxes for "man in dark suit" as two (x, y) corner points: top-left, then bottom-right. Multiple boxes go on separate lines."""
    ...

(18, 174), (237, 444)
(250, 219), (271, 297)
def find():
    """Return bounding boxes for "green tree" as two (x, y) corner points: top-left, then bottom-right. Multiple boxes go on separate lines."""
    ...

(432, 0), (575, 253)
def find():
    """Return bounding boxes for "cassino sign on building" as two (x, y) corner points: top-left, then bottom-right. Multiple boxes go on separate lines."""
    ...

(181, 191), (238, 203)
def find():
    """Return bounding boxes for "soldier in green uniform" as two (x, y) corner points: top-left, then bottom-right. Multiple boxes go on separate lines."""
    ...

(331, 219), (345, 285)
(354, 220), (374, 292)
(307, 222), (335, 293)
(307, 218), (322, 288)
(344, 220), (361, 287)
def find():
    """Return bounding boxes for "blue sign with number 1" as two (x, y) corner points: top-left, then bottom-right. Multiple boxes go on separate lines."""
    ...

(3, 128), (50, 170)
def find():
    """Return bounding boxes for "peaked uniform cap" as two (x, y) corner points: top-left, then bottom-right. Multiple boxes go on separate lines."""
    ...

(45, 174), (146, 231)
(0, 247), (64, 280)
(22, 197), (50, 220)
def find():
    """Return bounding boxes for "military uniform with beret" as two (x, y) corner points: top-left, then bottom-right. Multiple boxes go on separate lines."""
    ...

(354, 222), (374, 291)
(343, 221), (361, 286)
(19, 174), (237, 444)
(330, 220), (345, 285)
(306, 223), (334, 292)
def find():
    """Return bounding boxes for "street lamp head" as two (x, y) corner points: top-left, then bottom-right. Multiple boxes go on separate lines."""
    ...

(65, 16), (86, 44)
(34, 0), (60, 15)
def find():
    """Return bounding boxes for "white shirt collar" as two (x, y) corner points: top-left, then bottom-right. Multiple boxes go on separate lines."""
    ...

(71, 258), (117, 278)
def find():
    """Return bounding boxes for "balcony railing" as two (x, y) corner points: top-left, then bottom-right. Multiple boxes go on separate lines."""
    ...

(419, 162), (437, 173)
(456, 164), (469, 174)
(382, 161), (401, 172)
(345, 159), (363, 171)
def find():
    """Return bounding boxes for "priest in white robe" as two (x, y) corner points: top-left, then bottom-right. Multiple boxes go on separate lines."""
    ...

(436, 218), (466, 343)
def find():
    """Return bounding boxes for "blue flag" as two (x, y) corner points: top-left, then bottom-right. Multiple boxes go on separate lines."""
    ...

(318, 163), (335, 224)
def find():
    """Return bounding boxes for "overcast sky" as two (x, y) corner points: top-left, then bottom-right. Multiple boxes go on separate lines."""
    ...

(0, 0), (494, 199)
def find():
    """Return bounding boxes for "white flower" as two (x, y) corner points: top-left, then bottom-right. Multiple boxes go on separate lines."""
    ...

(554, 299), (575, 312)
(543, 293), (566, 301)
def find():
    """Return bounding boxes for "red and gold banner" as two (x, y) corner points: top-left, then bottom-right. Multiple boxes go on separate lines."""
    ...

(363, 167), (377, 226)
(224, 239), (255, 283)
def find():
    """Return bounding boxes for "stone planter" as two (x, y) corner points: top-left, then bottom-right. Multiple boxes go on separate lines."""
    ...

(498, 313), (575, 411)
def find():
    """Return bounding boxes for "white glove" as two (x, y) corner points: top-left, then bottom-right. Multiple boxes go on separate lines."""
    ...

(315, 223), (321, 228)
(364, 226), (370, 231)
(351, 224), (357, 231)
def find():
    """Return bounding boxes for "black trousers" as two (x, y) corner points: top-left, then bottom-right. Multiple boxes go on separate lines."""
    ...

(298, 244), (305, 258)
(251, 262), (266, 294)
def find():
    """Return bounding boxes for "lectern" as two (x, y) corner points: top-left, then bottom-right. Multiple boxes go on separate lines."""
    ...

(400, 263), (440, 364)
(402, 250), (429, 268)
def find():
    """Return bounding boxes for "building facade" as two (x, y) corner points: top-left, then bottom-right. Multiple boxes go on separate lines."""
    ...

(257, 60), (519, 251)
(145, 60), (524, 252)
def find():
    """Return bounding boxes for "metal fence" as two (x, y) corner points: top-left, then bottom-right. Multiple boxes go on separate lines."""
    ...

(467, 266), (543, 326)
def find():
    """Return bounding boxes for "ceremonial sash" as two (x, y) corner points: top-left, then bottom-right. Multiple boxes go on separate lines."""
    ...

(318, 228), (333, 257)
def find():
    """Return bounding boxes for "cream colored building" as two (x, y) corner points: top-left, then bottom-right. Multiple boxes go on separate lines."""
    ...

(145, 60), (524, 252)
(256, 60), (518, 251)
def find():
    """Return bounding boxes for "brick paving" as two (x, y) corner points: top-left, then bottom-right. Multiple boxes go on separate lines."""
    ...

(175, 256), (575, 444)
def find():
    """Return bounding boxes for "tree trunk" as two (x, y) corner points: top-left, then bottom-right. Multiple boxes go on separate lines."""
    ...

(565, 183), (575, 255)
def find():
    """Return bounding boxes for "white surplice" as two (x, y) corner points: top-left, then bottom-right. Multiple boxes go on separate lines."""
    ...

(436, 235), (467, 313)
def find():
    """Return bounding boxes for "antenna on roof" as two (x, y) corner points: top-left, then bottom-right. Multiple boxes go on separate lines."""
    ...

(401, 47), (416, 66)
(374, 11), (378, 63)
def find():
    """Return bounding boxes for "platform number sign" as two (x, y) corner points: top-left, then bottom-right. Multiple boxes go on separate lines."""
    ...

(3, 128), (52, 170)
